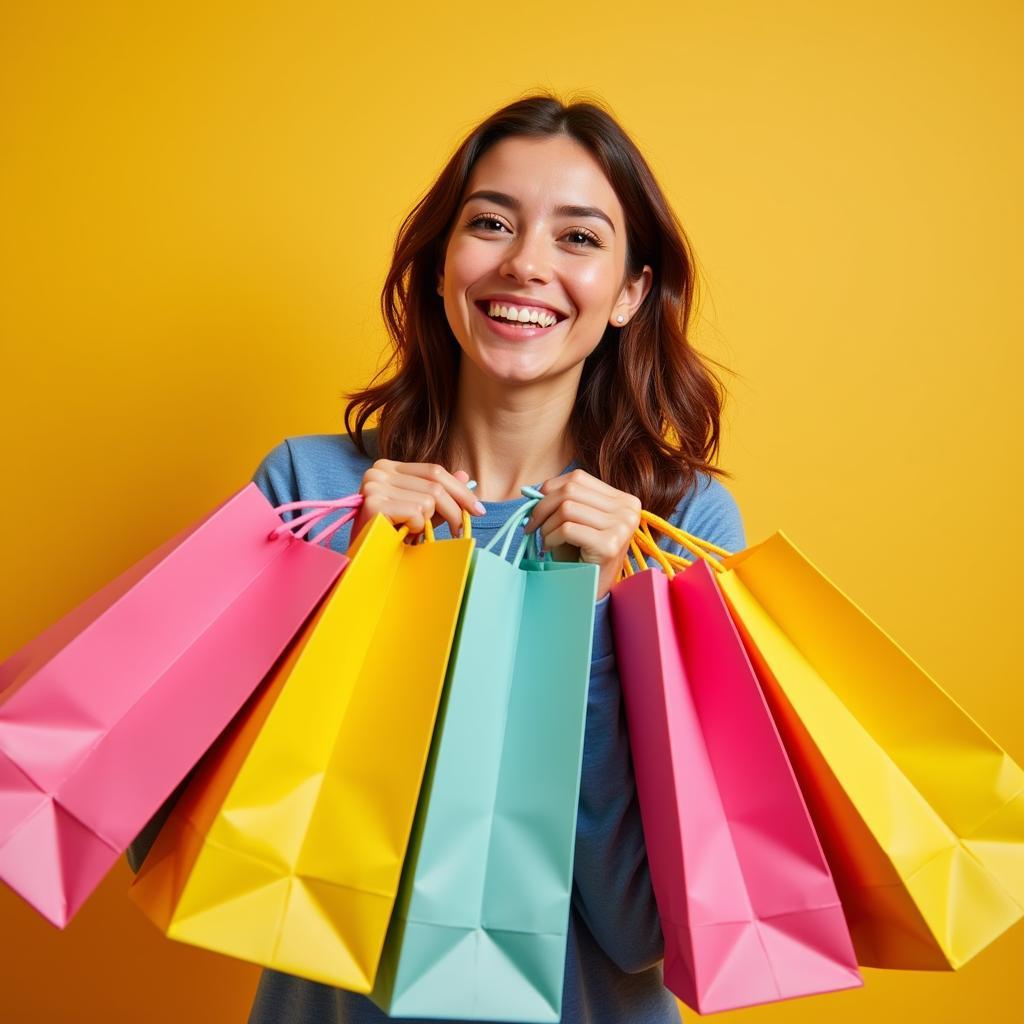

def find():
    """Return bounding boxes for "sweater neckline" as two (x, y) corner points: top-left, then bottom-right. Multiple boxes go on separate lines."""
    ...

(470, 458), (579, 528)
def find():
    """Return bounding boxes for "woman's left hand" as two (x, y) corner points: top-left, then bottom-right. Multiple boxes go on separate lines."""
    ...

(525, 468), (642, 602)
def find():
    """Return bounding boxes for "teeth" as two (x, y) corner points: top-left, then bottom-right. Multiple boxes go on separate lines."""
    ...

(486, 301), (557, 328)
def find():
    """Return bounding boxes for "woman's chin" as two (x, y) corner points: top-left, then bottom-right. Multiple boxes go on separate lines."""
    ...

(465, 347), (562, 388)
(487, 363), (562, 388)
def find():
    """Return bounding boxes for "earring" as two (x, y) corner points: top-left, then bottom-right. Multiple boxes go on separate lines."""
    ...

(616, 315), (625, 323)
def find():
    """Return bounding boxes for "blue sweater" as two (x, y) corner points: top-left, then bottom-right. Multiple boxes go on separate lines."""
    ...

(128, 429), (747, 1024)
(246, 431), (746, 1024)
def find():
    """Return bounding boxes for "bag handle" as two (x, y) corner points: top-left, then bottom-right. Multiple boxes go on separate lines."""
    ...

(510, 487), (552, 565)
(413, 506), (473, 544)
(620, 509), (734, 580)
(410, 480), (477, 545)
(271, 484), (476, 550)
(270, 495), (363, 546)
(483, 485), (553, 566)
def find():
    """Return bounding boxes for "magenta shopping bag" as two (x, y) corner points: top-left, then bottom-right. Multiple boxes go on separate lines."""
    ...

(610, 538), (861, 1013)
(0, 483), (357, 927)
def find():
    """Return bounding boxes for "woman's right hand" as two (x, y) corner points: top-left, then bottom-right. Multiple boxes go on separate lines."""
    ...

(349, 459), (487, 543)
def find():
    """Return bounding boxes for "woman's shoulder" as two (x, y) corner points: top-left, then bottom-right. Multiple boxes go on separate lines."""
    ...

(660, 470), (747, 558)
(251, 429), (379, 505)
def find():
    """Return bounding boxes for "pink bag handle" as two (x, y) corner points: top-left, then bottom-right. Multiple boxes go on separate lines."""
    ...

(268, 484), (476, 550)
(269, 494), (364, 547)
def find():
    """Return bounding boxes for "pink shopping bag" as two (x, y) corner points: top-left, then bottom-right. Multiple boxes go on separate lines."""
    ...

(0, 483), (358, 927)
(610, 537), (861, 1013)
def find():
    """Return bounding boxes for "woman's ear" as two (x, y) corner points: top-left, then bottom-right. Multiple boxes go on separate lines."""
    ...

(611, 264), (653, 327)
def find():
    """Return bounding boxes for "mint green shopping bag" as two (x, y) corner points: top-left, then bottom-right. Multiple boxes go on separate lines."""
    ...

(370, 488), (599, 1022)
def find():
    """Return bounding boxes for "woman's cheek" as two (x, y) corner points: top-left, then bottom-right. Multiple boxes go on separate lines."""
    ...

(569, 264), (619, 329)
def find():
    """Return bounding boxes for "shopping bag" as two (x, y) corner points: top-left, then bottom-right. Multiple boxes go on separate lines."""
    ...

(609, 525), (860, 1013)
(129, 508), (475, 991)
(0, 483), (356, 927)
(640, 514), (1024, 970)
(371, 487), (599, 1022)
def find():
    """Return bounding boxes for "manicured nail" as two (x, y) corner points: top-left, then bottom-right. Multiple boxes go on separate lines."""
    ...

(473, 501), (486, 516)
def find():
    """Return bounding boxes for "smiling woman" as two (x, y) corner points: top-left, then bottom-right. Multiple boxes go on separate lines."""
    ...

(439, 134), (652, 402)
(126, 91), (746, 1024)
(343, 96), (733, 530)
(267, 93), (744, 1024)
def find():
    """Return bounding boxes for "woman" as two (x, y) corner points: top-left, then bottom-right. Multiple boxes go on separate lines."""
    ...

(131, 91), (746, 1023)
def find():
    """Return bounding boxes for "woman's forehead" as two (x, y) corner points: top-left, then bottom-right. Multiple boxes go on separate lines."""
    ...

(464, 135), (623, 225)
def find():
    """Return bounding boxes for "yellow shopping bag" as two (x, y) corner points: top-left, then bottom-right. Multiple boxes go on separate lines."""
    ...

(129, 512), (474, 990)
(632, 517), (1024, 971)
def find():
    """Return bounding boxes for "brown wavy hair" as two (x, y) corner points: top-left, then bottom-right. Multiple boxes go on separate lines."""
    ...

(344, 89), (734, 517)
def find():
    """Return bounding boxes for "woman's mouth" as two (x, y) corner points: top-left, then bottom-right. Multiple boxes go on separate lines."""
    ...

(473, 300), (567, 340)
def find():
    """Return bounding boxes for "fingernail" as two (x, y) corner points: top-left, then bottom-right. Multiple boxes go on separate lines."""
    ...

(473, 501), (486, 516)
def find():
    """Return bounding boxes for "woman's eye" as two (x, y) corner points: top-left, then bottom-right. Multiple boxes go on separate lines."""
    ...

(468, 215), (509, 232)
(466, 215), (603, 249)
(564, 229), (602, 248)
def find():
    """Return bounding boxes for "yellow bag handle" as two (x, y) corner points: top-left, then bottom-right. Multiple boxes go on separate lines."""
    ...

(412, 479), (477, 544)
(620, 509), (734, 580)
(416, 508), (472, 544)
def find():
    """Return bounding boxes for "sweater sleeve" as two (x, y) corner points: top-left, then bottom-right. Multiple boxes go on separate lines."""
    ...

(251, 439), (301, 517)
(124, 443), (300, 874)
(569, 476), (746, 973)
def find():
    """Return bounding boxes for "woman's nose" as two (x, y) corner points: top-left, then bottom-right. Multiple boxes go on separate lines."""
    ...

(500, 228), (553, 284)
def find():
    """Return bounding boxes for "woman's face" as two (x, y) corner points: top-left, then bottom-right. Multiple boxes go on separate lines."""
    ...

(439, 134), (651, 388)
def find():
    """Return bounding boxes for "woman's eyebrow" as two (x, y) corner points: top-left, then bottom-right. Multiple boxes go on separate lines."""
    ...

(462, 189), (616, 234)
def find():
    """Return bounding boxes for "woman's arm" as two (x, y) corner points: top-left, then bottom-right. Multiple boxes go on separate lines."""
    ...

(569, 476), (747, 972)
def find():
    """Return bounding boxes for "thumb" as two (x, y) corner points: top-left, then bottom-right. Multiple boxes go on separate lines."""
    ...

(452, 469), (471, 483)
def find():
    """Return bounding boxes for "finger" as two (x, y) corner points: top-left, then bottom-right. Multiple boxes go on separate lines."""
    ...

(527, 478), (627, 534)
(391, 462), (486, 516)
(542, 521), (617, 562)
(537, 502), (617, 543)
(366, 496), (432, 534)
(385, 476), (473, 538)
(362, 478), (449, 531)
(540, 468), (622, 502)
(451, 470), (474, 531)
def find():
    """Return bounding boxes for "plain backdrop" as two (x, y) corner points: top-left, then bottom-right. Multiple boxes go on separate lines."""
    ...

(1, 2), (1021, 1021)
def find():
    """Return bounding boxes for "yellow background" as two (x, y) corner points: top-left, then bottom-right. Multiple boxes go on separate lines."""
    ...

(1, 1), (1020, 1021)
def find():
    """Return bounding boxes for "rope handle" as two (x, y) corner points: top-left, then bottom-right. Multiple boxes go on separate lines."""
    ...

(622, 523), (679, 579)
(411, 506), (473, 545)
(411, 480), (477, 545)
(619, 509), (735, 580)
(271, 481), (477, 550)
(482, 485), (553, 565)
(270, 495), (363, 547)
(512, 486), (552, 565)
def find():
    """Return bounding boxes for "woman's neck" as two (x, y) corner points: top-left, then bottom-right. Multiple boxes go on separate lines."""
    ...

(448, 362), (580, 503)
